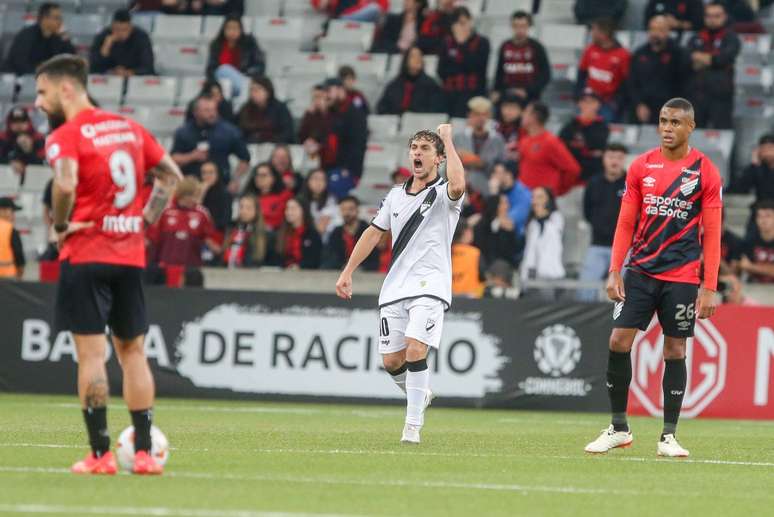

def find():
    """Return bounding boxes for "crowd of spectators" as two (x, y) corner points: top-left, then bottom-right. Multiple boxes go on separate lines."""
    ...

(1, 0), (773, 297)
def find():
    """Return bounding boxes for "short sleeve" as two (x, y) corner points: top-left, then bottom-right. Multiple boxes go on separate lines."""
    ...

(621, 159), (643, 205)
(45, 125), (79, 167)
(371, 189), (392, 231)
(443, 183), (465, 213)
(137, 123), (165, 170)
(701, 159), (723, 209)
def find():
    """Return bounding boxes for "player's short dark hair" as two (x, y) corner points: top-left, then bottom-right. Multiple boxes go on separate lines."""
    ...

(662, 97), (695, 117)
(338, 65), (356, 80)
(408, 130), (445, 158)
(112, 8), (132, 23)
(591, 17), (617, 37)
(38, 2), (60, 19)
(35, 54), (88, 89)
(339, 195), (360, 206)
(511, 10), (532, 24)
(528, 101), (550, 125)
(605, 142), (629, 154)
(451, 6), (472, 23)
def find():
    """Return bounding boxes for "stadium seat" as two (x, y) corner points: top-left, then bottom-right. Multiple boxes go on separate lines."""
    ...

(152, 15), (203, 42)
(283, 77), (320, 119)
(201, 15), (225, 40)
(541, 24), (587, 50)
(252, 16), (304, 50)
(1, 10), (35, 37)
(132, 13), (155, 34)
(364, 142), (400, 172)
(335, 52), (388, 82)
(21, 164), (52, 193)
(124, 76), (178, 106)
(14, 75), (37, 103)
(177, 76), (235, 105)
(282, 52), (337, 78)
(244, 0), (282, 16)
(78, 0), (128, 14)
(483, 0), (532, 19)
(0, 74), (15, 103)
(155, 43), (208, 76)
(67, 13), (105, 39)
(145, 106), (187, 137)
(87, 75), (125, 106)
(693, 129), (734, 161)
(735, 64), (774, 94)
(534, 0), (577, 24)
(247, 143), (275, 164)
(351, 184), (390, 205)
(283, 0), (320, 16)
(368, 114), (400, 140)
(0, 166), (19, 192)
(319, 20), (376, 53)
(399, 112), (449, 138)
(112, 105), (154, 127)
(608, 124), (640, 146)
(738, 33), (772, 64)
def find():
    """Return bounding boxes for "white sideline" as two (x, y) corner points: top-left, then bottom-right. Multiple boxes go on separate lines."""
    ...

(0, 466), (641, 496)
(0, 504), (359, 517)
(2, 443), (774, 467)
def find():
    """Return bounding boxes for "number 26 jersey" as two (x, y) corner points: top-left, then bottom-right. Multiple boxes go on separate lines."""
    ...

(45, 108), (165, 268)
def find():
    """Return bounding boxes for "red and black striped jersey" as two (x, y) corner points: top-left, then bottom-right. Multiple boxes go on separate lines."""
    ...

(622, 147), (723, 284)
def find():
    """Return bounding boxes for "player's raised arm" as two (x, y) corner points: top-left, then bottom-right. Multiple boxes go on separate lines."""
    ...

(437, 124), (465, 200)
(143, 154), (183, 225)
(335, 225), (384, 300)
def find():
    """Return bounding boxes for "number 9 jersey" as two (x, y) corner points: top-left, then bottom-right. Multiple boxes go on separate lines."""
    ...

(45, 108), (165, 268)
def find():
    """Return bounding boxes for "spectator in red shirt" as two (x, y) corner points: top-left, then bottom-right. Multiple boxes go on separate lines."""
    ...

(323, 195), (379, 270)
(0, 106), (46, 180)
(576, 17), (630, 122)
(270, 197), (322, 269)
(222, 194), (269, 268)
(243, 162), (293, 231)
(559, 88), (610, 181)
(338, 65), (370, 115)
(517, 101), (581, 196)
(376, 45), (445, 115)
(205, 14), (265, 100)
(270, 145), (303, 195)
(236, 75), (294, 144)
(496, 94), (525, 162)
(437, 6), (491, 117)
(492, 10), (551, 104)
(148, 177), (222, 268)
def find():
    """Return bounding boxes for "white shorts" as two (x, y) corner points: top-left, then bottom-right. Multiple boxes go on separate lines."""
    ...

(378, 297), (445, 355)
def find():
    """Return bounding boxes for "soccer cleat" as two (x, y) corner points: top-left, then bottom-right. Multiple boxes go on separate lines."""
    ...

(584, 425), (633, 453)
(132, 450), (164, 475)
(657, 434), (689, 458)
(401, 423), (421, 445)
(71, 451), (118, 475)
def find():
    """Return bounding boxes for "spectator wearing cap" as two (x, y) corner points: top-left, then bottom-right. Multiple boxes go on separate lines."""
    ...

(728, 133), (774, 239)
(483, 259), (519, 299)
(205, 14), (265, 100)
(338, 65), (370, 115)
(492, 10), (551, 105)
(0, 197), (25, 279)
(452, 219), (485, 298)
(644, 0), (704, 32)
(738, 200), (774, 283)
(518, 102), (581, 197)
(559, 88), (609, 182)
(171, 95), (251, 192)
(629, 15), (688, 125)
(453, 96), (506, 193)
(577, 143), (627, 301)
(0, 107), (46, 178)
(324, 195), (379, 270)
(574, 0), (627, 25)
(371, 0), (429, 54)
(576, 17), (630, 122)
(684, 2), (740, 129)
(237, 76), (294, 144)
(324, 78), (368, 189)
(2, 3), (75, 76)
(438, 7), (490, 118)
(496, 94), (525, 162)
(377, 45), (444, 115)
(89, 8), (155, 77)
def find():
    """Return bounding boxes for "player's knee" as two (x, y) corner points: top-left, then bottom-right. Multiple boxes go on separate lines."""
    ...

(382, 353), (405, 372)
(609, 333), (633, 353)
(663, 338), (686, 359)
(405, 339), (428, 362)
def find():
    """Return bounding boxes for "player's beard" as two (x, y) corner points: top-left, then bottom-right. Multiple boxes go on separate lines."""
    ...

(46, 104), (66, 131)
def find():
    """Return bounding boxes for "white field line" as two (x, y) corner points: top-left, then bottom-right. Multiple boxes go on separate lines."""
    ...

(0, 504), (360, 517)
(0, 465), (640, 496)
(2, 443), (774, 468)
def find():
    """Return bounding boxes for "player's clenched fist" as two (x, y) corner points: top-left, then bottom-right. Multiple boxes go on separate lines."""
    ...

(436, 124), (452, 140)
(336, 272), (353, 300)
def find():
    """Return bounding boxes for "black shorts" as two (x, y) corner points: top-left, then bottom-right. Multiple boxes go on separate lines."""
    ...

(56, 261), (148, 339)
(612, 270), (699, 338)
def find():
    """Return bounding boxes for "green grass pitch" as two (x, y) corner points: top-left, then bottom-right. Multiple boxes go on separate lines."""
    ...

(0, 393), (772, 516)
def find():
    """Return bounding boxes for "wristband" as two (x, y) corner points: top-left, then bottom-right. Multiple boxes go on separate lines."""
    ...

(54, 222), (69, 234)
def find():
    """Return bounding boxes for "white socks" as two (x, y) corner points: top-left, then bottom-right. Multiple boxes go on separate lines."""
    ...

(390, 370), (407, 394)
(405, 361), (429, 427)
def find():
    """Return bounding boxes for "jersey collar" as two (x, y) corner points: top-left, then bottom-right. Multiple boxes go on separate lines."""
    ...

(403, 174), (442, 196)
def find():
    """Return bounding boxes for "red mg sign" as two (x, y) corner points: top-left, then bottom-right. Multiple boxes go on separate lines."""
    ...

(630, 318), (727, 418)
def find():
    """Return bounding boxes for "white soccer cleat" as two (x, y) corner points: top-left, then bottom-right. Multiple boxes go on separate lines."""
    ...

(424, 389), (435, 410)
(657, 434), (689, 457)
(584, 425), (633, 453)
(401, 423), (421, 445)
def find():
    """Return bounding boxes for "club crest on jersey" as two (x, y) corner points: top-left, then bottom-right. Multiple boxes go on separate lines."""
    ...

(643, 176), (656, 188)
(680, 178), (699, 196)
(420, 201), (432, 216)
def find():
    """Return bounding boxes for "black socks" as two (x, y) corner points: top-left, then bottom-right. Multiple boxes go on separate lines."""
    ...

(607, 350), (632, 432)
(83, 407), (110, 457)
(662, 358), (687, 438)
(131, 408), (154, 452)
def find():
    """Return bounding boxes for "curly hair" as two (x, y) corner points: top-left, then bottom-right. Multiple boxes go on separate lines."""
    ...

(408, 130), (445, 158)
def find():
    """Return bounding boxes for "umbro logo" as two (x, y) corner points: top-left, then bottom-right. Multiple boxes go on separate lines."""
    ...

(643, 176), (656, 187)
(392, 212), (399, 218)
(645, 163), (664, 169)
(606, 382), (614, 389)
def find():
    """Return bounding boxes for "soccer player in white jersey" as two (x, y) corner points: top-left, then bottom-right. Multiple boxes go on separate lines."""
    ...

(336, 124), (466, 444)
